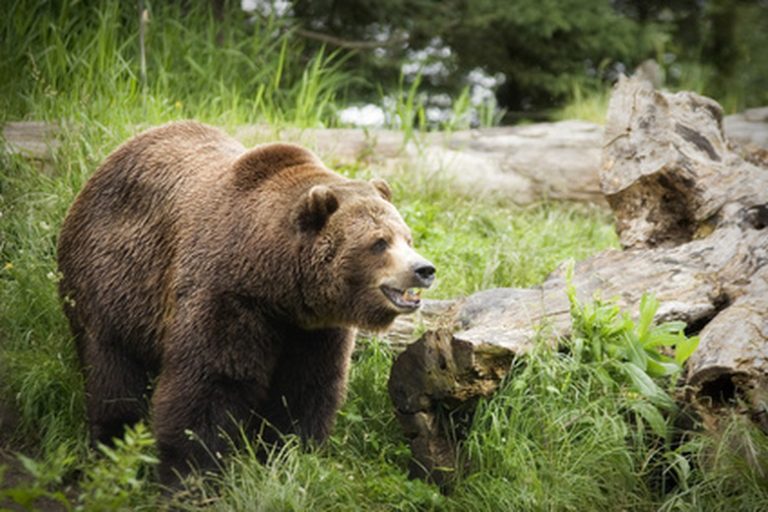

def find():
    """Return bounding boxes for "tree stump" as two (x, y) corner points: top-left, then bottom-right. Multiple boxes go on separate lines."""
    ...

(388, 76), (768, 484)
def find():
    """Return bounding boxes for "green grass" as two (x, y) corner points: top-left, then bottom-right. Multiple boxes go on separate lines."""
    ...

(2, 1), (767, 510)
(554, 82), (611, 124)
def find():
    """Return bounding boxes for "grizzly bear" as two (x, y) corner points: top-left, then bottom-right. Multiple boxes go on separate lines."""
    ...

(57, 121), (435, 484)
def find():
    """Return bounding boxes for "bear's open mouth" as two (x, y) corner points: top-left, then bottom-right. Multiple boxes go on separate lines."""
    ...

(380, 285), (422, 311)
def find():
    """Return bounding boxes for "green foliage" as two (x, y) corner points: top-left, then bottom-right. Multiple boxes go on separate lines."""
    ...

(555, 82), (611, 124)
(0, 424), (157, 512)
(331, 337), (408, 464)
(0, 0), (350, 127)
(398, 193), (618, 298)
(448, 283), (764, 511)
(178, 433), (442, 512)
(289, 0), (662, 112)
(662, 414), (768, 510)
(78, 423), (159, 511)
(388, 73), (427, 141)
(566, 263), (699, 431)
(0, 463), (72, 511)
(454, 348), (652, 511)
(0, 151), (87, 462)
(659, 0), (768, 111)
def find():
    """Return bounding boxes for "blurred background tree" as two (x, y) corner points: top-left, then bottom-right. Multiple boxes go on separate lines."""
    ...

(278, 0), (768, 116)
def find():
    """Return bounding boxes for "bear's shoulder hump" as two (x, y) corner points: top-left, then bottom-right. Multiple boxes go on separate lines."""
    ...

(231, 143), (322, 191)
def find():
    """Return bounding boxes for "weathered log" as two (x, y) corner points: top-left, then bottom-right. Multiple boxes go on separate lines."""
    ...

(2, 120), (606, 204)
(388, 329), (516, 485)
(601, 77), (768, 249)
(236, 120), (606, 204)
(388, 77), (768, 483)
(6, 112), (766, 203)
(1, 121), (59, 173)
(687, 264), (768, 430)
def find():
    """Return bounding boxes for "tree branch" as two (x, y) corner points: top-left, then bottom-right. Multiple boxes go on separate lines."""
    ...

(291, 26), (409, 50)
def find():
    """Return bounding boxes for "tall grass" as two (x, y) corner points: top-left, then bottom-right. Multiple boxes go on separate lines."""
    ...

(449, 344), (768, 511)
(555, 82), (611, 124)
(453, 350), (652, 511)
(0, 0), (349, 127)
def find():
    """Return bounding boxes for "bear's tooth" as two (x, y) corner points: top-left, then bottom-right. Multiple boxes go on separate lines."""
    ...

(403, 288), (422, 302)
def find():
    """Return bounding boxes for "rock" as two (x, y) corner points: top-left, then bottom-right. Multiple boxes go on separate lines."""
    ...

(5, 106), (766, 204)
(388, 77), (768, 483)
(415, 121), (604, 203)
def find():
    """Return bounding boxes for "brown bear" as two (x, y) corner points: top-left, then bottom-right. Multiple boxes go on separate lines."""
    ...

(57, 121), (435, 484)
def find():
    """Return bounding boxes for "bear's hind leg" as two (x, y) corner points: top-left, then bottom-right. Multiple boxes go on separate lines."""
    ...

(82, 337), (153, 446)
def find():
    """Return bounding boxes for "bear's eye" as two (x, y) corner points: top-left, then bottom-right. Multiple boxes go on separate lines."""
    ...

(371, 238), (389, 254)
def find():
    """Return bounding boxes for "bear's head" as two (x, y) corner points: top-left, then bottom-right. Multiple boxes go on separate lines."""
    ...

(297, 177), (435, 330)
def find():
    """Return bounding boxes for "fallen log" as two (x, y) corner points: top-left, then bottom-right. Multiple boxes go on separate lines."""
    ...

(6, 109), (766, 205)
(237, 120), (606, 204)
(388, 76), (768, 484)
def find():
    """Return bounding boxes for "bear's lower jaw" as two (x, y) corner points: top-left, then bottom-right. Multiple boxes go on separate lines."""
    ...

(379, 285), (422, 312)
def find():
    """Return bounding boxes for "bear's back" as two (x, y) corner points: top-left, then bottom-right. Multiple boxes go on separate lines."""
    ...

(73, 121), (243, 217)
(58, 122), (245, 362)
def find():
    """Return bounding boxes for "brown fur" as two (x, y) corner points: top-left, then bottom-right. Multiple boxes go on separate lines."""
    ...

(57, 121), (434, 485)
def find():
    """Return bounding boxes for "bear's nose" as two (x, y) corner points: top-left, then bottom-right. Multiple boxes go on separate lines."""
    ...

(413, 262), (436, 287)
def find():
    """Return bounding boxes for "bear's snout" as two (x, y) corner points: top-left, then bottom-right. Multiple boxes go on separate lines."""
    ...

(412, 261), (436, 288)
(377, 249), (435, 314)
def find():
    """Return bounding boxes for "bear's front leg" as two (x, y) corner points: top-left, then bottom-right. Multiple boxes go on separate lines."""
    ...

(260, 327), (355, 445)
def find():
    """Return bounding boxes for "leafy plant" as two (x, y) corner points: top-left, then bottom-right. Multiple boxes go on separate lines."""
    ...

(78, 423), (159, 511)
(565, 262), (700, 434)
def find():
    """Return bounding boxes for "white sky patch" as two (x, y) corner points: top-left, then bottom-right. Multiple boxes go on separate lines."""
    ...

(338, 104), (386, 127)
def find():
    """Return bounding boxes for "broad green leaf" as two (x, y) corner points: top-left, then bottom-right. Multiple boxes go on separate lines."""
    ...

(644, 330), (683, 348)
(646, 357), (680, 378)
(653, 321), (687, 334)
(675, 335), (701, 365)
(594, 365), (615, 390)
(624, 333), (648, 371)
(637, 293), (659, 343)
(621, 362), (674, 409)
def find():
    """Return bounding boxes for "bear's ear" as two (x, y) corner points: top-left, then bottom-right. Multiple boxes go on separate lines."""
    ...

(299, 185), (339, 231)
(370, 178), (392, 202)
